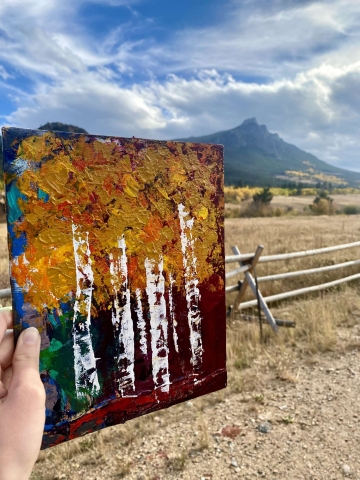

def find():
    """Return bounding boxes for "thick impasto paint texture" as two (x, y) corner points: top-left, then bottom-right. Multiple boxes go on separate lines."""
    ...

(2, 128), (226, 448)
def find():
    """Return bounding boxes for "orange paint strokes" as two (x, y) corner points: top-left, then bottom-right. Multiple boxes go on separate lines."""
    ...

(138, 192), (150, 209)
(102, 175), (113, 197)
(72, 157), (87, 172)
(57, 201), (72, 218)
(9, 133), (224, 313)
(89, 191), (100, 204)
(25, 243), (37, 263)
(72, 211), (96, 227)
(28, 259), (53, 305)
(141, 215), (163, 244)
(95, 256), (109, 276)
(127, 255), (146, 291)
(11, 255), (29, 286)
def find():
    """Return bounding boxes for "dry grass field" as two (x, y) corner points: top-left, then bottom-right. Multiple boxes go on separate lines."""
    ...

(226, 192), (360, 213)
(272, 193), (360, 212)
(225, 214), (360, 302)
(0, 223), (10, 293)
(1, 215), (360, 479)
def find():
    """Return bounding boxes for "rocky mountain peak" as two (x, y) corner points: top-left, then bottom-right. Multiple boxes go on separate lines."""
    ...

(242, 117), (258, 126)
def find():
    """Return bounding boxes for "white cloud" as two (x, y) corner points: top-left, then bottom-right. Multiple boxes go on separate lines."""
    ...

(6, 62), (360, 171)
(1, 0), (360, 172)
(0, 0), (149, 81)
(5, 70), (166, 136)
(145, 0), (360, 80)
(0, 66), (12, 81)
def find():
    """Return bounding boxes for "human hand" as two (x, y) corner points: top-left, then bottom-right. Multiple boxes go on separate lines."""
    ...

(0, 310), (46, 480)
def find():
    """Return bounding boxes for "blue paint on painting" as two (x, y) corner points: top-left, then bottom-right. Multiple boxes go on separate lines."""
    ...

(8, 224), (27, 258)
(60, 301), (71, 314)
(52, 308), (62, 326)
(6, 181), (25, 223)
(10, 279), (25, 321)
(7, 158), (30, 177)
(38, 188), (49, 202)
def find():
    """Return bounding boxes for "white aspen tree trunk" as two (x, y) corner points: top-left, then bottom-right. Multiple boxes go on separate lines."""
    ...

(178, 203), (203, 368)
(71, 223), (100, 398)
(145, 257), (170, 393)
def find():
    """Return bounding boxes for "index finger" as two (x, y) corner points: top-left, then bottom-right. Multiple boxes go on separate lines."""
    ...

(0, 309), (13, 341)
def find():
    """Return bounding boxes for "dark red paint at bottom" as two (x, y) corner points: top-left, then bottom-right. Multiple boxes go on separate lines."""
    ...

(42, 368), (227, 449)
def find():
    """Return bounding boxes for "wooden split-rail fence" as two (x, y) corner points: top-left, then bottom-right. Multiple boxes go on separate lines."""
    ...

(0, 241), (359, 333)
(226, 241), (360, 333)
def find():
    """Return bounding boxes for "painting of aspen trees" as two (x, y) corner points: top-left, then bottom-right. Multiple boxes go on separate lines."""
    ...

(2, 127), (226, 448)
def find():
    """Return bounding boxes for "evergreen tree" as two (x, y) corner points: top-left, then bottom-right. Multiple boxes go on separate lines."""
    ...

(252, 187), (273, 205)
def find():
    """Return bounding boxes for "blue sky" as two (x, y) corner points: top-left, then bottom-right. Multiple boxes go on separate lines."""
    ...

(1, 0), (360, 171)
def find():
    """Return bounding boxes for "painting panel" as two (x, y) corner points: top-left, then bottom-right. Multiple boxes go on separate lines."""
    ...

(2, 127), (226, 448)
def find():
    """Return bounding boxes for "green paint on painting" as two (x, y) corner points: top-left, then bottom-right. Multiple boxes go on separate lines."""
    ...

(49, 338), (63, 352)
(7, 183), (24, 223)
(49, 369), (58, 380)
(48, 314), (58, 328)
(40, 308), (91, 413)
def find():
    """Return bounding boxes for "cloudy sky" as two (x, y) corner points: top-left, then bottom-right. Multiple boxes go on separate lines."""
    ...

(1, 0), (360, 171)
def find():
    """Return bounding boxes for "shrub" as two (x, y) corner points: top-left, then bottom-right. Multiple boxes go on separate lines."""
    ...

(342, 205), (360, 215)
(310, 191), (336, 215)
(252, 187), (273, 205)
(241, 203), (273, 217)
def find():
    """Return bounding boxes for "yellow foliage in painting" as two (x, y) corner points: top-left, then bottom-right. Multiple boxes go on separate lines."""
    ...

(9, 133), (223, 311)
(196, 206), (209, 220)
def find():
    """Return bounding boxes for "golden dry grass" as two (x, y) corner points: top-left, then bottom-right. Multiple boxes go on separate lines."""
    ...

(271, 193), (360, 212)
(224, 215), (360, 414)
(225, 215), (360, 302)
(226, 193), (360, 212)
(226, 192), (360, 215)
(0, 223), (10, 291)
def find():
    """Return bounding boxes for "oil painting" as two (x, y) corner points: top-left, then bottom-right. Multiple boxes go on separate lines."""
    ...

(2, 127), (226, 448)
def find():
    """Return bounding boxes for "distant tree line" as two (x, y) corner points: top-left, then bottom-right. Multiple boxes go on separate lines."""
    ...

(234, 178), (342, 193)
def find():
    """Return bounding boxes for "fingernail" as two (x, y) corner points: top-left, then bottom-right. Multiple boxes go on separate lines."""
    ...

(22, 327), (39, 345)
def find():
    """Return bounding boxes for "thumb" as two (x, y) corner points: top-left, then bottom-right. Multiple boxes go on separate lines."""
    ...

(0, 327), (45, 477)
(9, 327), (43, 392)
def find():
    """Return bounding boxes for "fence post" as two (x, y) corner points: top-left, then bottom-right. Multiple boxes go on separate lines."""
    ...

(232, 246), (278, 333)
(233, 245), (263, 305)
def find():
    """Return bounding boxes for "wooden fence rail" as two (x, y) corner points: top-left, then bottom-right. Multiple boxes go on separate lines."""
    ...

(226, 241), (360, 332)
(0, 288), (11, 299)
(225, 241), (360, 265)
(256, 259), (360, 283)
(239, 273), (360, 309)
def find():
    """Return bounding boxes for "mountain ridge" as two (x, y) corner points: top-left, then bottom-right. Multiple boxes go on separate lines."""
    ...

(2, 120), (359, 187)
(177, 118), (360, 187)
